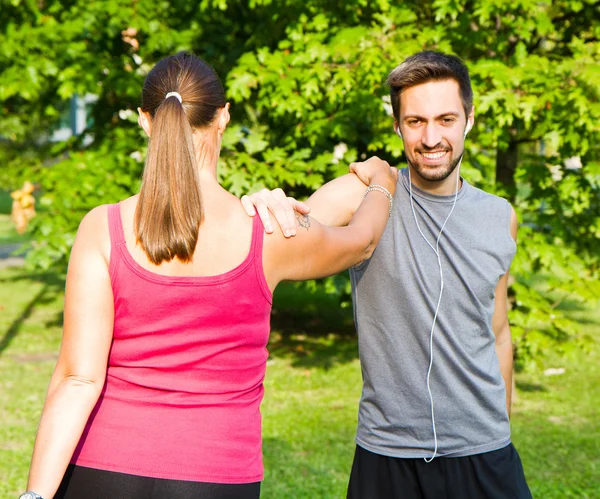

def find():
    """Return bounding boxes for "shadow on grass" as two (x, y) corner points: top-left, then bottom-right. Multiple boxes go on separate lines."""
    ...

(0, 271), (65, 356)
(268, 332), (358, 369)
(554, 299), (590, 313)
(0, 269), (64, 287)
(516, 382), (547, 393)
(268, 282), (358, 369)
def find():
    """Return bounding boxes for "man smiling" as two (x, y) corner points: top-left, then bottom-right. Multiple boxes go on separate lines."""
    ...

(243, 51), (532, 498)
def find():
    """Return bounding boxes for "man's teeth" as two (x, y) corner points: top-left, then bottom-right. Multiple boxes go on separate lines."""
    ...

(422, 151), (446, 159)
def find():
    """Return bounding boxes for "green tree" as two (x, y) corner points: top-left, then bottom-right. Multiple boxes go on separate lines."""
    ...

(1, 0), (598, 367)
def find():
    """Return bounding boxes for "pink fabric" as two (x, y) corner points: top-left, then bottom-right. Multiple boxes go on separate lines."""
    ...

(71, 203), (272, 483)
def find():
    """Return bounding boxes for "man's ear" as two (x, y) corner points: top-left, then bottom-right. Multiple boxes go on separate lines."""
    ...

(217, 103), (231, 135)
(138, 108), (152, 137)
(394, 120), (402, 138)
(466, 106), (475, 134)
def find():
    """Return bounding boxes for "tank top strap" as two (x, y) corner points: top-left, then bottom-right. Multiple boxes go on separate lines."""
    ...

(249, 214), (264, 254)
(249, 215), (272, 304)
(107, 203), (126, 248)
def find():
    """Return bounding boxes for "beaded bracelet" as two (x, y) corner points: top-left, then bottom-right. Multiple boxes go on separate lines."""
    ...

(363, 184), (393, 217)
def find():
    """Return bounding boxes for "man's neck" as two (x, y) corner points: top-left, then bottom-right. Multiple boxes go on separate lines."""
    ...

(408, 166), (462, 196)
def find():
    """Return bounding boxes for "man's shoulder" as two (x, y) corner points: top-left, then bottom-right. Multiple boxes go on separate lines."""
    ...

(463, 181), (517, 247)
(464, 181), (512, 209)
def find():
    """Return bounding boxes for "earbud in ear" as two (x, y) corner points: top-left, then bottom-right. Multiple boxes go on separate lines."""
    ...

(464, 122), (472, 137)
(396, 128), (403, 139)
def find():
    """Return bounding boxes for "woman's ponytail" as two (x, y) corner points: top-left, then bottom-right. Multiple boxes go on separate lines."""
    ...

(134, 52), (225, 265)
(135, 95), (202, 264)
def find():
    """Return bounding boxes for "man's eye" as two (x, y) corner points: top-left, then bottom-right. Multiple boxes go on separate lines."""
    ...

(442, 118), (455, 123)
(408, 120), (419, 126)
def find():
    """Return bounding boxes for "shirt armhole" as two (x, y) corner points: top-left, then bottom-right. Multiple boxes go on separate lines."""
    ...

(504, 200), (517, 263)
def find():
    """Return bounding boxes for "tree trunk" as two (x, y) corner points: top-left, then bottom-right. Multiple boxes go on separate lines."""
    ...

(496, 139), (518, 200)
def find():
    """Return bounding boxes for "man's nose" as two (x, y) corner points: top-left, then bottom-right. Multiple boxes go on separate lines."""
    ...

(421, 123), (443, 148)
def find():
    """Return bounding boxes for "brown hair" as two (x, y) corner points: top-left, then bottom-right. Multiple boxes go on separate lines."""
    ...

(387, 51), (473, 122)
(135, 52), (225, 264)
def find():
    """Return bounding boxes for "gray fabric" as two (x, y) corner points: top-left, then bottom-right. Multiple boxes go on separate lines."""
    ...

(350, 167), (516, 459)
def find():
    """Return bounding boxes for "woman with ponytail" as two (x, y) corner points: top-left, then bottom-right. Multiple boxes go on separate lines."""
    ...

(22, 52), (396, 499)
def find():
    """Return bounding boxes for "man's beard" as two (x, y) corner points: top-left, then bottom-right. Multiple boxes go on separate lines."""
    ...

(407, 152), (463, 182)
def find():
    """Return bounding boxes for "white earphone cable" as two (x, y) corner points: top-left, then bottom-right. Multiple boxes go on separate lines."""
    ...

(408, 156), (462, 463)
(398, 123), (470, 462)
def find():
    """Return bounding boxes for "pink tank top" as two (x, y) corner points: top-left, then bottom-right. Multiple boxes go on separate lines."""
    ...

(71, 203), (272, 483)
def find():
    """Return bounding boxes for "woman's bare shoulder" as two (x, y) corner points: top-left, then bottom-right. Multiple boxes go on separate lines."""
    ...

(74, 197), (134, 265)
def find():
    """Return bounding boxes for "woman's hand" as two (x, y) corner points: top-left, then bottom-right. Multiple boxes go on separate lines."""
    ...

(240, 189), (310, 237)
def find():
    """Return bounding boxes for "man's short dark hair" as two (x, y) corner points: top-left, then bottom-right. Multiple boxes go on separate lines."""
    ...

(387, 51), (473, 121)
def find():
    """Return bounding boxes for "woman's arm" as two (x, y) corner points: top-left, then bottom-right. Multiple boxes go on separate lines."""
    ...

(26, 206), (114, 499)
(263, 157), (397, 290)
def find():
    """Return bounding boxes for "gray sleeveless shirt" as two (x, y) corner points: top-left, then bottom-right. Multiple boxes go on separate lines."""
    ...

(349, 167), (516, 458)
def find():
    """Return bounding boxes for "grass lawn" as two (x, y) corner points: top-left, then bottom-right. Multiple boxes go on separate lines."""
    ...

(0, 268), (598, 498)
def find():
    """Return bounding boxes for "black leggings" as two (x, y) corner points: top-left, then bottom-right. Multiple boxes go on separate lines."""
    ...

(55, 465), (261, 499)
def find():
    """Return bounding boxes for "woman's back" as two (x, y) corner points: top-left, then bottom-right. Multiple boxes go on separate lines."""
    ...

(120, 189), (255, 278)
(71, 197), (272, 483)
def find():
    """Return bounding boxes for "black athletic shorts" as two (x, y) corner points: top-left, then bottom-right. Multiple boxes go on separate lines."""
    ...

(55, 464), (261, 499)
(347, 443), (532, 499)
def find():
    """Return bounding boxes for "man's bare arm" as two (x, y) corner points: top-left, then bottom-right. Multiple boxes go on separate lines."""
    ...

(304, 173), (368, 226)
(492, 206), (518, 418)
(492, 272), (514, 418)
(240, 157), (393, 233)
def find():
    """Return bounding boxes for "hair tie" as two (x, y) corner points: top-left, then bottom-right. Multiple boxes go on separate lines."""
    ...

(165, 91), (182, 103)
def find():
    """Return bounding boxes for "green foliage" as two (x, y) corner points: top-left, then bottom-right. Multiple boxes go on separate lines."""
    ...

(1, 0), (598, 366)
(24, 128), (144, 269)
